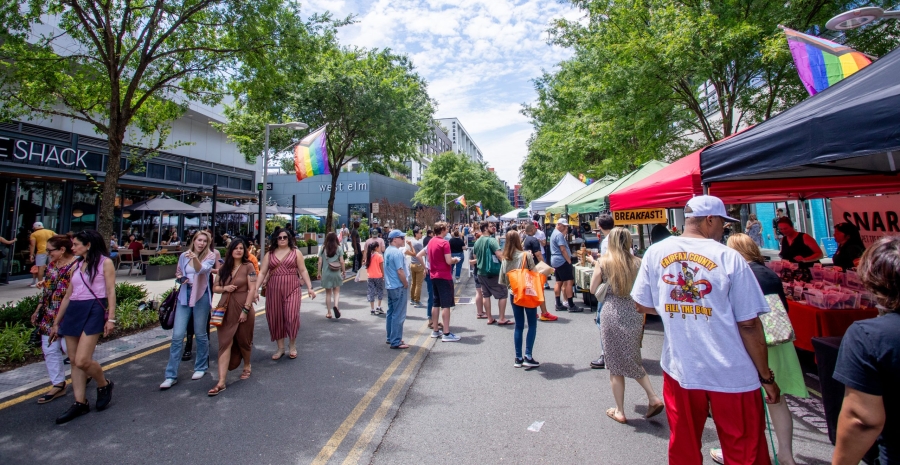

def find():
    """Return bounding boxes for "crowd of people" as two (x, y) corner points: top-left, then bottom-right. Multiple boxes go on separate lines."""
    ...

(19, 195), (899, 465)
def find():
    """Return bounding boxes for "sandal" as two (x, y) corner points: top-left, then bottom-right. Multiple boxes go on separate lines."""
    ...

(606, 408), (627, 424)
(476, 314), (488, 319)
(240, 369), (252, 380)
(288, 347), (298, 359)
(207, 385), (227, 396)
(37, 384), (67, 404)
(333, 307), (341, 319)
(390, 344), (410, 349)
(645, 402), (665, 419)
(271, 349), (285, 360)
(497, 320), (514, 326)
(487, 319), (497, 325)
(326, 314), (333, 319)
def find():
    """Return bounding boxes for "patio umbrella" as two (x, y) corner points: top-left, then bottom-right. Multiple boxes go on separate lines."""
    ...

(191, 200), (240, 213)
(126, 196), (202, 247)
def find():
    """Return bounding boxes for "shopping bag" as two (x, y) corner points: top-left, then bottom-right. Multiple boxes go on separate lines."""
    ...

(506, 256), (545, 308)
(761, 294), (795, 346)
(355, 266), (368, 282)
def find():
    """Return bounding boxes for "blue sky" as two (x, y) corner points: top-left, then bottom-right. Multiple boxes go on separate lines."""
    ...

(302, 0), (580, 186)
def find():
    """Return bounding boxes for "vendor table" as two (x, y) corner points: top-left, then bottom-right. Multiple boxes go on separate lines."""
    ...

(573, 265), (593, 291)
(787, 301), (878, 352)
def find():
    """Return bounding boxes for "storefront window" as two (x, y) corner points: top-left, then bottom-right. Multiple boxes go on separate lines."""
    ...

(69, 184), (99, 234)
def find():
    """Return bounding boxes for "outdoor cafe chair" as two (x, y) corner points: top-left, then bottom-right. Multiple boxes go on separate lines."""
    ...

(116, 248), (138, 276)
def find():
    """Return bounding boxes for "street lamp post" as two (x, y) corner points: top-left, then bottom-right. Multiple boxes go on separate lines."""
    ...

(260, 121), (308, 252)
(443, 192), (458, 223)
(827, 7), (900, 30)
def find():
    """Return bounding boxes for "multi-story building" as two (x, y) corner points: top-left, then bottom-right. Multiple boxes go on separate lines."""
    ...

(408, 122), (452, 183)
(436, 118), (484, 164)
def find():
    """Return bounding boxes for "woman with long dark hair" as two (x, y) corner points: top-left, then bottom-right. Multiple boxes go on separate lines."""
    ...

(832, 222), (866, 270)
(318, 232), (346, 319)
(33, 234), (78, 404)
(208, 239), (258, 396)
(257, 227), (315, 359)
(365, 241), (385, 315)
(498, 230), (540, 368)
(160, 230), (216, 390)
(50, 230), (116, 424)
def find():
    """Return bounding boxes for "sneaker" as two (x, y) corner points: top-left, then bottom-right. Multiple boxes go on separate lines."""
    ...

(159, 378), (177, 390)
(430, 330), (443, 338)
(568, 305), (584, 313)
(523, 357), (540, 367)
(441, 333), (461, 342)
(191, 371), (205, 380)
(538, 313), (558, 321)
(55, 401), (90, 424)
(28, 283), (37, 288)
(709, 448), (724, 464)
(455, 278), (460, 284)
(514, 358), (524, 368)
(375, 307), (385, 315)
(181, 350), (192, 361)
(371, 309), (375, 315)
(590, 356), (606, 369)
(95, 379), (113, 411)
(555, 304), (568, 312)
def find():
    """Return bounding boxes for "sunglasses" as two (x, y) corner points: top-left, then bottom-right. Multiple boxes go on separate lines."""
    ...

(46, 248), (58, 252)
(277, 235), (289, 240)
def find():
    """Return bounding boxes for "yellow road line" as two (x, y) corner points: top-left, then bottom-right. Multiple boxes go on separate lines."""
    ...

(341, 334), (433, 465)
(807, 386), (822, 398)
(0, 276), (352, 411)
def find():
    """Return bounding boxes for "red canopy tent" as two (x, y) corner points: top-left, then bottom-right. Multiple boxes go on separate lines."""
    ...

(609, 149), (702, 210)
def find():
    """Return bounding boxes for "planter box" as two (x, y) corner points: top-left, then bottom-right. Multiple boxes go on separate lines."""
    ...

(308, 245), (319, 255)
(303, 233), (317, 241)
(145, 264), (177, 281)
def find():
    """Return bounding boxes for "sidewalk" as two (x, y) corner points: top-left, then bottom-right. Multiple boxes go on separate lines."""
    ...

(0, 270), (332, 403)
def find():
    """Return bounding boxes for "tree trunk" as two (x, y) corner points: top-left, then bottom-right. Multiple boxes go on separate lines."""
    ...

(325, 170), (339, 234)
(98, 132), (126, 242)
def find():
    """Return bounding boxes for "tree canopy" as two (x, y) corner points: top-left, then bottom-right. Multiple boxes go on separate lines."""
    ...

(0, 0), (336, 239)
(220, 46), (436, 232)
(520, 0), (899, 202)
(413, 152), (513, 218)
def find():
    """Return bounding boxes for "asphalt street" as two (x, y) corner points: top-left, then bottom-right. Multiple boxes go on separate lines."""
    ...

(0, 276), (835, 464)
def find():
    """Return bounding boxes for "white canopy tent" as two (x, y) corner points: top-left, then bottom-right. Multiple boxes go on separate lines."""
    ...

(528, 173), (586, 214)
(499, 208), (525, 220)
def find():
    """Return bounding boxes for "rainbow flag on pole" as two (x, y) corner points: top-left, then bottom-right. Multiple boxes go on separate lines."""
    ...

(294, 126), (331, 181)
(473, 202), (483, 216)
(454, 195), (467, 208)
(782, 27), (872, 96)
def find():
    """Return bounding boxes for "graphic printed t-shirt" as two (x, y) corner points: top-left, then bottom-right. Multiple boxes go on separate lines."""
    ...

(474, 236), (501, 276)
(549, 229), (570, 267)
(630, 236), (770, 392)
(833, 312), (900, 464)
(383, 246), (407, 289)
(427, 236), (453, 280)
(366, 252), (384, 279)
(31, 229), (55, 254)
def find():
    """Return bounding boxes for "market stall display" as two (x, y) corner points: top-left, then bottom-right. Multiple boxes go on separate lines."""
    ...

(788, 301), (878, 352)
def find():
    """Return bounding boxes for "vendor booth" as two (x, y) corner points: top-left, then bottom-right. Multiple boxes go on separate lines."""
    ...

(567, 161), (668, 214)
(545, 177), (615, 215)
(528, 173), (586, 214)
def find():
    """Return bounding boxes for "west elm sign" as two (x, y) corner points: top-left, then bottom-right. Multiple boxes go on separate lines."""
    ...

(0, 136), (100, 169)
(318, 181), (368, 192)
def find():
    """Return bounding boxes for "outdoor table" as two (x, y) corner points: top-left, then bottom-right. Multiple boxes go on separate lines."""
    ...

(787, 300), (878, 352)
(573, 265), (593, 291)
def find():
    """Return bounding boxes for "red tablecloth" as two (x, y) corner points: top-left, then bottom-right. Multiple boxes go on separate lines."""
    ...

(787, 301), (878, 352)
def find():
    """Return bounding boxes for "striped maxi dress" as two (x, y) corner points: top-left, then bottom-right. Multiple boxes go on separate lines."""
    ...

(265, 248), (302, 341)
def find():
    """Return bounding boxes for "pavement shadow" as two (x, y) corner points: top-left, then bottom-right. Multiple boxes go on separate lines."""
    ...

(450, 334), (485, 346)
(795, 455), (830, 465)
(641, 359), (664, 377)
(535, 362), (591, 381)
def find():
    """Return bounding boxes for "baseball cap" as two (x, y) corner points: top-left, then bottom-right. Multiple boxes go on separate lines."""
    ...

(556, 218), (569, 226)
(684, 195), (739, 222)
(33, 222), (43, 229)
(388, 230), (406, 240)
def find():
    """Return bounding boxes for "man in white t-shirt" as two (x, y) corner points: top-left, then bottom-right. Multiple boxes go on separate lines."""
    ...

(631, 195), (779, 465)
(533, 223), (549, 290)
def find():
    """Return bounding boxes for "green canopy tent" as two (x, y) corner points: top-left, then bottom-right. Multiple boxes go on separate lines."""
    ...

(567, 161), (669, 215)
(545, 176), (616, 215)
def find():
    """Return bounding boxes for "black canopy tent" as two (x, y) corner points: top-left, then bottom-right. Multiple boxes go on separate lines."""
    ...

(702, 46), (900, 183)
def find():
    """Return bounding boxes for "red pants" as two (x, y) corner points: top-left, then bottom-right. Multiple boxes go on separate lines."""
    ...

(664, 373), (771, 465)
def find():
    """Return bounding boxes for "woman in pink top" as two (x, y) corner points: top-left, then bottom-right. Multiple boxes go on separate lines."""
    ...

(365, 242), (385, 315)
(51, 230), (116, 424)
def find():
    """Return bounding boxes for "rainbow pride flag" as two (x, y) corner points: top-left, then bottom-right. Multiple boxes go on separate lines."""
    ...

(294, 126), (331, 181)
(473, 202), (483, 216)
(783, 27), (872, 96)
(454, 195), (467, 208)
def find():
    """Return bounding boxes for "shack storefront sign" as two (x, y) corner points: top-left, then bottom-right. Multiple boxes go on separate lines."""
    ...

(613, 208), (667, 225)
(831, 194), (900, 247)
(0, 136), (102, 170)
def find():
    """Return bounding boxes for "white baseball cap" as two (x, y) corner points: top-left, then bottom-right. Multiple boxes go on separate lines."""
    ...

(684, 195), (739, 222)
(33, 222), (43, 229)
(556, 218), (569, 226)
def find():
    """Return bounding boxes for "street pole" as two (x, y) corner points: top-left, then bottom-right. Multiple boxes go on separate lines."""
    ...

(211, 183), (218, 246)
(292, 194), (296, 233)
(257, 191), (264, 245)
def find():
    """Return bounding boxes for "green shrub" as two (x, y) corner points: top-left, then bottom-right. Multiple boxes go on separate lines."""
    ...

(304, 256), (319, 278)
(0, 323), (40, 364)
(0, 294), (41, 326)
(115, 282), (148, 304)
(217, 247), (227, 257)
(148, 254), (178, 266)
(307, 239), (319, 247)
(114, 300), (158, 331)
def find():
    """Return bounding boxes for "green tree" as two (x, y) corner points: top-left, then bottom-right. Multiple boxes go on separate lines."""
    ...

(414, 152), (512, 218)
(0, 0), (333, 240)
(221, 47), (435, 233)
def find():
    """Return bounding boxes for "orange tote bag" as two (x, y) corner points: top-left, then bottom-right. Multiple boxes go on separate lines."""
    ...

(506, 255), (545, 308)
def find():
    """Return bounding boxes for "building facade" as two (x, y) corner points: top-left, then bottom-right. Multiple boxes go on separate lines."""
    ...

(436, 118), (484, 164)
(0, 108), (261, 282)
(408, 122), (452, 183)
(267, 172), (419, 226)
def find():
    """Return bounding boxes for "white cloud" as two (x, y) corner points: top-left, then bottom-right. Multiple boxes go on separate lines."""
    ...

(301, 0), (579, 185)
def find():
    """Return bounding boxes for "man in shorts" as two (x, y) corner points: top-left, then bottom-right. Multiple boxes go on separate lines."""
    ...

(427, 222), (461, 342)
(550, 218), (581, 312)
(29, 222), (56, 287)
(523, 223), (557, 322)
(474, 221), (511, 325)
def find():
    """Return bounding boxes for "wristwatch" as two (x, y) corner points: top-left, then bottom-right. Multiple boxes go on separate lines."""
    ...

(759, 369), (775, 385)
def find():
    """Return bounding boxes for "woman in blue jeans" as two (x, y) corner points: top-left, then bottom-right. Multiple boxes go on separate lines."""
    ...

(448, 230), (467, 283)
(497, 231), (540, 368)
(160, 231), (216, 390)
